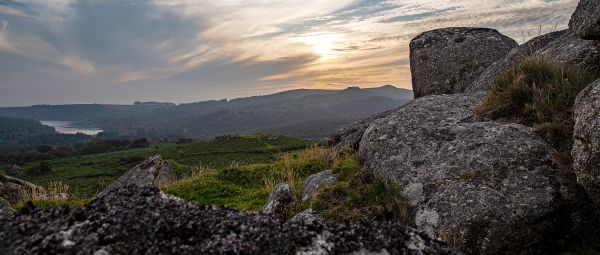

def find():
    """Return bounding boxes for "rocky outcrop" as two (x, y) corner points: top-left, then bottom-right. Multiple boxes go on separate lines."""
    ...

(0, 197), (14, 219)
(97, 155), (176, 197)
(301, 170), (337, 201)
(0, 186), (457, 254)
(358, 93), (571, 254)
(466, 30), (600, 93)
(573, 79), (600, 204)
(263, 183), (294, 217)
(569, 0), (600, 40)
(410, 27), (517, 98)
(0, 175), (47, 205)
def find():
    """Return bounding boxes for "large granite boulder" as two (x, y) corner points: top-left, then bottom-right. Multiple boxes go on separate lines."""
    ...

(410, 27), (517, 98)
(466, 30), (600, 93)
(573, 79), (600, 204)
(0, 186), (457, 254)
(569, 0), (600, 40)
(358, 93), (572, 254)
(98, 155), (176, 197)
(0, 175), (47, 204)
(301, 170), (337, 201)
(263, 183), (294, 217)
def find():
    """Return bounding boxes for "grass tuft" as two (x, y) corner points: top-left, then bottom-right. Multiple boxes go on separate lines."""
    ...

(308, 153), (410, 224)
(476, 57), (600, 154)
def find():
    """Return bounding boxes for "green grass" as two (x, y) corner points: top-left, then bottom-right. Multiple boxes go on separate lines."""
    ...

(308, 153), (410, 223)
(12, 135), (316, 198)
(165, 149), (409, 223)
(476, 57), (600, 154)
(164, 145), (328, 212)
(13, 198), (89, 210)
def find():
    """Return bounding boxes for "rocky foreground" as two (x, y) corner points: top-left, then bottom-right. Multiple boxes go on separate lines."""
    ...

(0, 186), (455, 255)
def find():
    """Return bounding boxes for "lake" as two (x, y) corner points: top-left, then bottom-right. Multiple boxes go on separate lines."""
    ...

(40, 120), (103, 135)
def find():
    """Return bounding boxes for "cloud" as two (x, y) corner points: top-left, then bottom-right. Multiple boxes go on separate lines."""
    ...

(0, 0), (580, 106)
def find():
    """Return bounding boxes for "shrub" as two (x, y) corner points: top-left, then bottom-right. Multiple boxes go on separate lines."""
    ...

(476, 57), (600, 154)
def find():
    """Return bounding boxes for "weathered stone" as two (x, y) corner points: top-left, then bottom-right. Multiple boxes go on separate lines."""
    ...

(466, 30), (566, 92)
(301, 170), (337, 201)
(569, 0), (600, 40)
(573, 79), (600, 204)
(0, 186), (457, 254)
(0, 197), (14, 219)
(263, 183), (294, 217)
(466, 30), (600, 93)
(358, 93), (571, 254)
(410, 27), (517, 98)
(328, 109), (396, 155)
(536, 30), (600, 69)
(0, 175), (47, 204)
(290, 208), (324, 225)
(97, 155), (175, 197)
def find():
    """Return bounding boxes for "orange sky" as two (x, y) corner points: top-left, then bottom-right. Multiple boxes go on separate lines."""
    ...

(0, 0), (579, 105)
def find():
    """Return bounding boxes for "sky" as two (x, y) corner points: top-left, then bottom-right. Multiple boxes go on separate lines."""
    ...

(0, 0), (579, 106)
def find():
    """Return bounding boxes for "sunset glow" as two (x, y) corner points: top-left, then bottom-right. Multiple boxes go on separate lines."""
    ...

(0, 0), (579, 105)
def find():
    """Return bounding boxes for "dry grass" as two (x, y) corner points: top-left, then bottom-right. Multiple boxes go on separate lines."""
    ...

(476, 57), (600, 154)
(47, 180), (70, 200)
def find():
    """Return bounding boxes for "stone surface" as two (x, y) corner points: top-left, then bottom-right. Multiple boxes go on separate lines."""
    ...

(358, 93), (572, 254)
(301, 170), (337, 201)
(263, 183), (294, 216)
(0, 186), (457, 255)
(410, 27), (517, 98)
(569, 0), (600, 40)
(290, 208), (324, 225)
(0, 197), (14, 219)
(328, 109), (397, 156)
(573, 79), (600, 204)
(97, 155), (176, 197)
(466, 30), (600, 93)
(0, 175), (47, 205)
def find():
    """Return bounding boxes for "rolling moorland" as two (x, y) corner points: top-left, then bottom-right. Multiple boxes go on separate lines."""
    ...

(0, 85), (413, 140)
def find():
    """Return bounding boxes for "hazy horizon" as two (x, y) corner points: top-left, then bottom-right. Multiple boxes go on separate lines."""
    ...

(0, 0), (579, 106)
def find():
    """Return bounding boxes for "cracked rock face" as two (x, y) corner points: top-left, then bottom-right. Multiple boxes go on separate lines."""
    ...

(573, 79), (600, 204)
(302, 170), (337, 201)
(466, 30), (600, 93)
(358, 93), (571, 254)
(569, 0), (600, 40)
(410, 27), (517, 98)
(0, 186), (457, 255)
(97, 155), (176, 197)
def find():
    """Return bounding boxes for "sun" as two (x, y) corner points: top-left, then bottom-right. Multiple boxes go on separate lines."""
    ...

(296, 33), (345, 59)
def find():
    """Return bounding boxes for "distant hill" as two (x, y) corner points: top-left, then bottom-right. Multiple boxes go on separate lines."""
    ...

(0, 85), (413, 139)
(0, 116), (92, 152)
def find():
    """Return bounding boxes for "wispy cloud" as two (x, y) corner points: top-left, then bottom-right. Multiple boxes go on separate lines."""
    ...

(0, 0), (579, 106)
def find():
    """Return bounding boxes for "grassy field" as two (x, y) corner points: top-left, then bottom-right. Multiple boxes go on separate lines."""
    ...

(10, 135), (317, 198)
(163, 146), (329, 211)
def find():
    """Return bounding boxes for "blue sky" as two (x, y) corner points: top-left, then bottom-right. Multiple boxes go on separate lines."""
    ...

(0, 0), (578, 106)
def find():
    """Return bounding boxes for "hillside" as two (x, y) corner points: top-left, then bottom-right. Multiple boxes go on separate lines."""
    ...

(4, 135), (316, 197)
(0, 85), (413, 140)
(0, 116), (92, 152)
